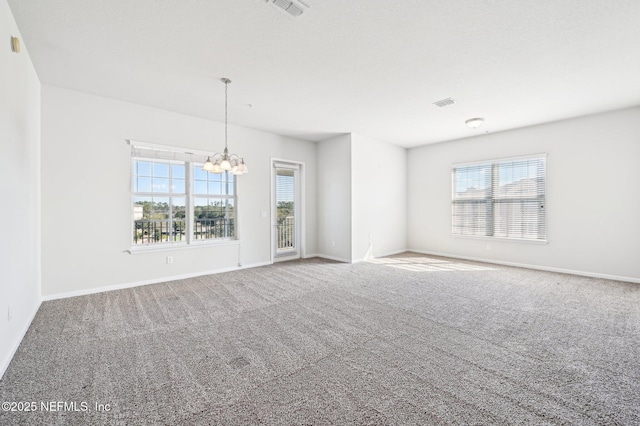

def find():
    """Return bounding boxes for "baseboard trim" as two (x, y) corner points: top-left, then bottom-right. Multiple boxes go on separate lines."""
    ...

(374, 248), (410, 258)
(352, 249), (409, 264)
(310, 249), (410, 264)
(0, 297), (42, 380)
(310, 254), (352, 263)
(42, 261), (272, 301)
(408, 249), (640, 284)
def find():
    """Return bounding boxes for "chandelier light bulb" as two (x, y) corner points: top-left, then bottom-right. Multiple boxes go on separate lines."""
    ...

(203, 157), (215, 171)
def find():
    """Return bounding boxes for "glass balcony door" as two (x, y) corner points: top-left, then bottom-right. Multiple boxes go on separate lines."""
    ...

(273, 162), (301, 260)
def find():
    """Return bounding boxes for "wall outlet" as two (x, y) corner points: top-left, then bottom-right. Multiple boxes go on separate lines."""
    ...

(260, 211), (267, 218)
(8, 305), (13, 322)
(486, 243), (492, 250)
(166, 256), (174, 264)
(331, 241), (336, 247)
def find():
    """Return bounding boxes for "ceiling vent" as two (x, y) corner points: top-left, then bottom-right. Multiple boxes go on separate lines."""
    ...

(433, 98), (456, 108)
(266, 0), (309, 17)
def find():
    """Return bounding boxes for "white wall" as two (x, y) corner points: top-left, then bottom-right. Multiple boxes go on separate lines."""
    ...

(351, 133), (407, 261)
(40, 86), (317, 297)
(316, 134), (352, 261)
(408, 107), (640, 282)
(0, 0), (41, 378)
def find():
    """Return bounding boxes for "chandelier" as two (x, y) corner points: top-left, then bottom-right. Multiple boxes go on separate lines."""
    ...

(202, 78), (249, 175)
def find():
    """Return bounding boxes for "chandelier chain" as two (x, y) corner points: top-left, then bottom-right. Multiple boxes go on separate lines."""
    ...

(225, 80), (228, 151)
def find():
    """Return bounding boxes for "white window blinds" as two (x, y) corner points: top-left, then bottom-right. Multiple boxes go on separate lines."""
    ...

(452, 155), (546, 241)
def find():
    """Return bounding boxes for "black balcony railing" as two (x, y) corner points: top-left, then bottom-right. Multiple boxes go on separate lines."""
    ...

(134, 220), (185, 244)
(133, 218), (234, 244)
(193, 218), (234, 240)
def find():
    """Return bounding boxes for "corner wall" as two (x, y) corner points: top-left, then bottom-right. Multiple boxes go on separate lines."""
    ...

(351, 133), (407, 261)
(316, 134), (352, 261)
(40, 86), (317, 297)
(0, 0), (42, 378)
(408, 107), (640, 281)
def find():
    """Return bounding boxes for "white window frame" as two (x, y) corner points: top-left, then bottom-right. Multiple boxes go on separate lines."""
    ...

(129, 140), (239, 253)
(451, 153), (547, 243)
(131, 157), (188, 248)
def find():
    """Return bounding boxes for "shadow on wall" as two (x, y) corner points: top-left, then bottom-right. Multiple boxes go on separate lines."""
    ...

(367, 256), (497, 273)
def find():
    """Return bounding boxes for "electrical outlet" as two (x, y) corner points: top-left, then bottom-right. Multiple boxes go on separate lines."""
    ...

(331, 241), (336, 247)
(486, 243), (492, 250)
(8, 305), (13, 322)
(166, 256), (174, 264)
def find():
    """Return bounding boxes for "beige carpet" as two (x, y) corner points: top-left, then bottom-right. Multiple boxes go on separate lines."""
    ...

(1, 253), (639, 425)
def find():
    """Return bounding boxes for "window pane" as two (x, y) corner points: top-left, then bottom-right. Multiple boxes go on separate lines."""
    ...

(453, 165), (491, 199)
(172, 164), (185, 179)
(496, 159), (544, 198)
(452, 200), (491, 236)
(494, 199), (545, 239)
(225, 174), (234, 195)
(191, 167), (235, 196)
(152, 178), (170, 193)
(135, 161), (152, 177)
(194, 180), (207, 195)
(172, 197), (186, 242)
(172, 178), (185, 194)
(193, 197), (235, 240)
(211, 172), (234, 196)
(153, 163), (170, 177)
(208, 180), (222, 195)
(133, 196), (151, 219)
(193, 166), (208, 180)
(134, 177), (151, 192)
(150, 197), (169, 219)
(276, 168), (295, 220)
(133, 196), (170, 244)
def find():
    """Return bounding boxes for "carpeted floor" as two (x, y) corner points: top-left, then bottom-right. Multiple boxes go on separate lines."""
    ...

(1, 253), (639, 425)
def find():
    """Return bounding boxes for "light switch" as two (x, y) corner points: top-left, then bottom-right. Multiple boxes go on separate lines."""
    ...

(260, 211), (267, 218)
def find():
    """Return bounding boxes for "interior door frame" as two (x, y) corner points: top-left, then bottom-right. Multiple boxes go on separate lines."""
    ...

(270, 158), (305, 263)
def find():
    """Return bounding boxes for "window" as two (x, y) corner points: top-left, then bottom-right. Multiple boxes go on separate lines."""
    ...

(132, 159), (186, 244)
(193, 166), (235, 240)
(452, 155), (546, 241)
(131, 145), (237, 247)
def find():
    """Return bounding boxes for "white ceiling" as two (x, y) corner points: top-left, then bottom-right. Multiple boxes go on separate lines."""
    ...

(8, 0), (640, 147)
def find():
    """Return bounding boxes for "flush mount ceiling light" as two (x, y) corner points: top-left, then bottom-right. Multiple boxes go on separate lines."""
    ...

(465, 117), (485, 129)
(202, 78), (248, 175)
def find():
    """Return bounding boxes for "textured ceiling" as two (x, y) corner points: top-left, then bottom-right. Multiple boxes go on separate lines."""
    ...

(8, 0), (640, 147)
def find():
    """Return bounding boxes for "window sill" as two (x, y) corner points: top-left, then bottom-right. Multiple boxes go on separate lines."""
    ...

(127, 239), (240, 254)
(451, 234), (548, 245)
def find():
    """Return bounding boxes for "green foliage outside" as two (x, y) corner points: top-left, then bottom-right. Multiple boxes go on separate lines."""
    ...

(277, 201), (294, 220)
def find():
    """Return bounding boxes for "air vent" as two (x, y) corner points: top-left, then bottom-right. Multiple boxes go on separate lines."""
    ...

(267, 0), (309, 17)
(433, 98), (456, 108)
